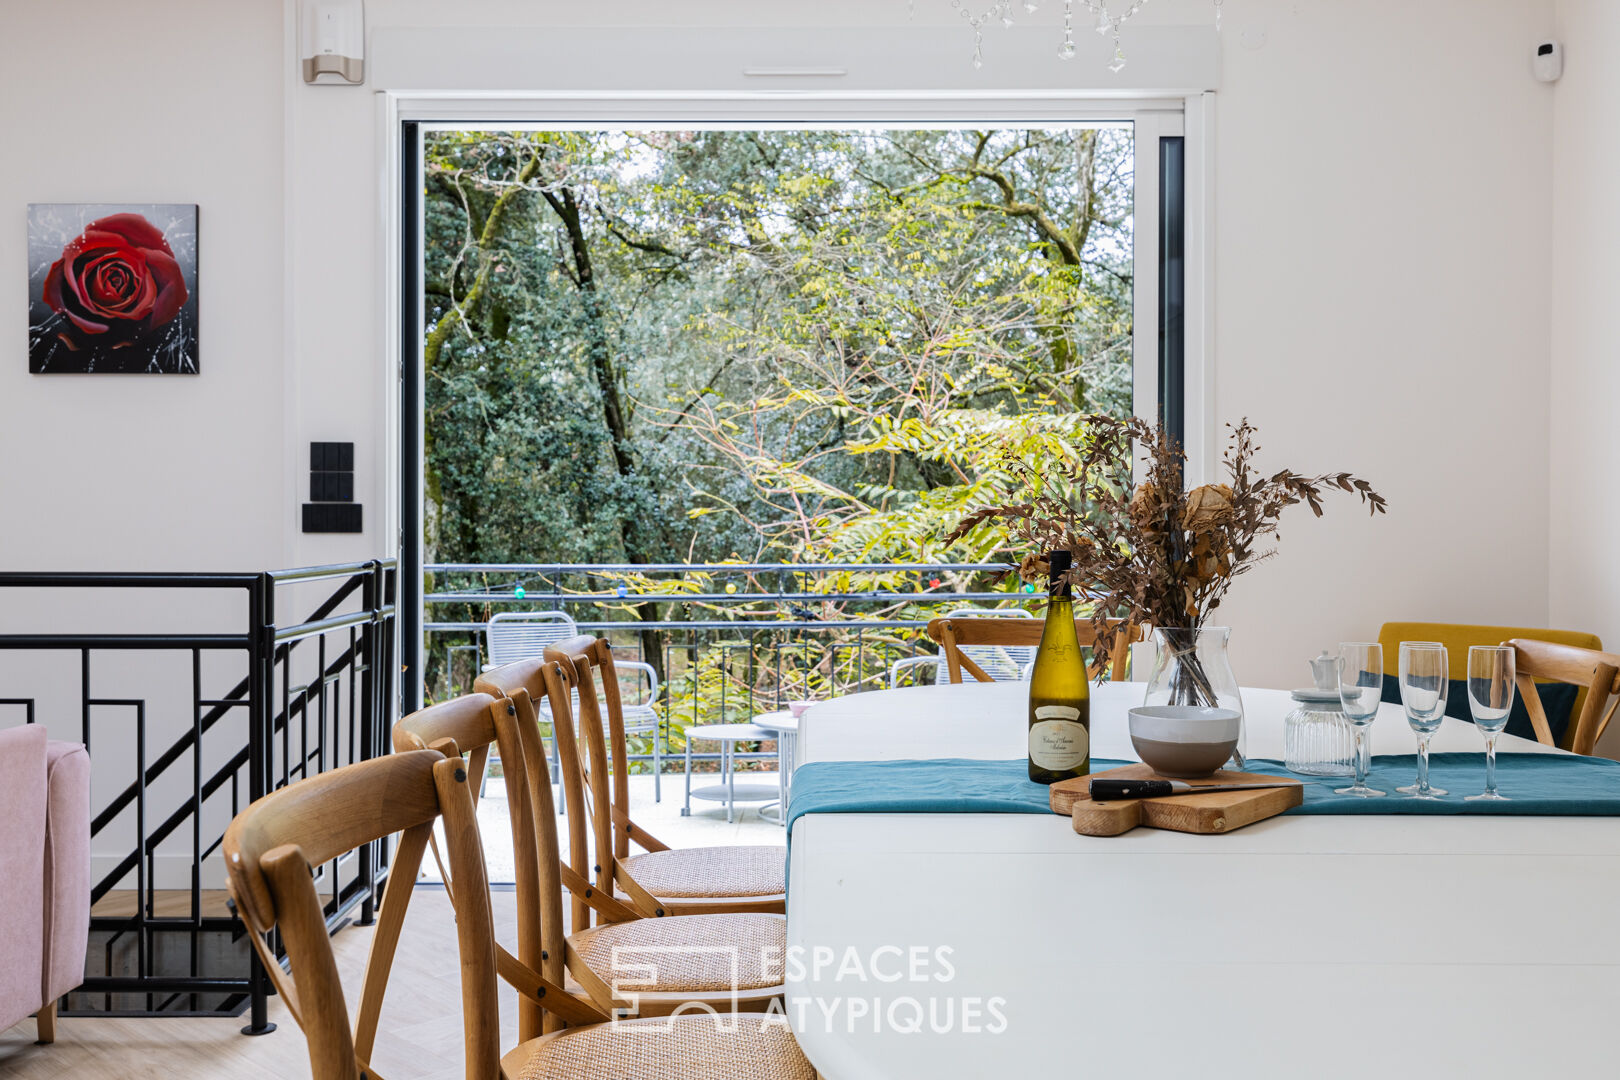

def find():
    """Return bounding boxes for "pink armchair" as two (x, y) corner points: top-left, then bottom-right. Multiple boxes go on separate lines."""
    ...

(0, 724), (90, 1044)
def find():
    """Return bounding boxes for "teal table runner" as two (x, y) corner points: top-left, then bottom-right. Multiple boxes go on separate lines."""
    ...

(1251, 753), (1620, 815)
(786, 753), (1620, 836)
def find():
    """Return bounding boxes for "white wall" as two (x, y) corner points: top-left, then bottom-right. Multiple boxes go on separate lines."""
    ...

(1549, 0), (1620, 752)
(0, 0), (1583, 695)
(1207, 0), (1558, 685)
(0, 0), (287, 572)
(0, 0), (291, 884)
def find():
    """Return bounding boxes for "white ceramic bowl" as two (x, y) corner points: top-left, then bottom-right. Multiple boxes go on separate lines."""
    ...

(1128, 705), (1242, 779)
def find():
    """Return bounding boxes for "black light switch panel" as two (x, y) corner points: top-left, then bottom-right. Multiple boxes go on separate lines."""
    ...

(302, 503), (363, 534)
(304, 441), (361, 533)
(310, 442), (354, 471)
(310, 471), (354, 502)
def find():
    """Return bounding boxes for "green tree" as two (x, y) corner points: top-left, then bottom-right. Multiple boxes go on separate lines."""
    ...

(420, 127), (1135, 703)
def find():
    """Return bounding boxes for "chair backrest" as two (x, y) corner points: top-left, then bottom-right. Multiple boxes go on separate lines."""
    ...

(938, 607), (1036, 682)
(478, 656), (593, 936)
(1504, 639), (1620, 755)
(395, 690), (547, 1041)
(540, 637), (626, 898)
(221, 745), (500, 1080)
(1378, 622), (1605, 750)
(533, 636), (680, 927)
(927, 616), (1141, 683)
(486, 610), (580, 667)
(475, 656), (649, 981)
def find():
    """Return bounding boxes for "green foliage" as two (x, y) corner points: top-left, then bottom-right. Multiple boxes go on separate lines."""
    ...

(421, 127), (1136, 733)
(424, 126), (1133, 568)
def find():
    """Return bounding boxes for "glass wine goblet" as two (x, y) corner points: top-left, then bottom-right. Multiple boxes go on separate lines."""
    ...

(1335, 642), (1386, 797)
(1397, 641), (1449, 798)
(1465, 645), (1516, 801)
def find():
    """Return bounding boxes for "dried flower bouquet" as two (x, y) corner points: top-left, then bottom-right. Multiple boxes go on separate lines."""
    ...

(947, 415), (1387, 687)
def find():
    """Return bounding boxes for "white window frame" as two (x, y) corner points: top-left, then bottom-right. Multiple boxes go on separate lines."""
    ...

(380, 90), (1214, 548)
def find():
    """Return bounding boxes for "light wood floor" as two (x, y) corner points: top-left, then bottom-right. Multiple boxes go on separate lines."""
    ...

(0, 886), (522, 1080)
(90, 889), (236, 918)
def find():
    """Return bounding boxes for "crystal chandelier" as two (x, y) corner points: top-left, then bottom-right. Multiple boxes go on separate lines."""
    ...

(939, 0), (1223, 72)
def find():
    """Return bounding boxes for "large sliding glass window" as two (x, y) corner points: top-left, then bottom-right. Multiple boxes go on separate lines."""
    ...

(397, 112), (1189, 710)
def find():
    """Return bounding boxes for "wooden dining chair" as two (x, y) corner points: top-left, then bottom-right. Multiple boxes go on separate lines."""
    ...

(532, 637), (788, 924)
(223, 747), (500, 1079)
(1503, 639), (1620, 755)
(395, 691), (786, 1044)
(472, 660), (610, 936)
(926, 616), (1142, 683)
(890, 606), (1036, 687)
(1377, 622), (1608, 752)
(223, 745), (813, 1080)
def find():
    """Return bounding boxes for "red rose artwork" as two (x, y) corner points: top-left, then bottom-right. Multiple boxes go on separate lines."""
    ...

(29, 204), (199, 374)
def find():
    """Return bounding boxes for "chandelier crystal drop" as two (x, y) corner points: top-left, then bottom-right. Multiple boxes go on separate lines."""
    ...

(941, 0), (1222, 72)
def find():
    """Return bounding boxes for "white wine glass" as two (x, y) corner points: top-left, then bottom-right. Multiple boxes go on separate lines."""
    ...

(1335, 642), (1386, 797)
(1465, 645), (1515, 801)
(1397, 642), (1449, 798)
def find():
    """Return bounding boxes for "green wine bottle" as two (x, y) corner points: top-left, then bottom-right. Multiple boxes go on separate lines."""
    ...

(1027, 549), (1090, 784)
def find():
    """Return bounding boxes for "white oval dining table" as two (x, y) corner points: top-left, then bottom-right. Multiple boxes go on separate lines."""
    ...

(785, 681), (1620, 1079)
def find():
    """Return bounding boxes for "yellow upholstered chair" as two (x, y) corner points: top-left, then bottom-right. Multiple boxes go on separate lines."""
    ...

(1376, 622), (1606, 752)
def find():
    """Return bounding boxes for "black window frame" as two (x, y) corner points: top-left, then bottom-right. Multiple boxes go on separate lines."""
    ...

(1157, 134), (1186, 451)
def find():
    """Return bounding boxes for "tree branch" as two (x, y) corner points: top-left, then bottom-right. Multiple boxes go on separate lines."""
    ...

(423, 148), (542, 373)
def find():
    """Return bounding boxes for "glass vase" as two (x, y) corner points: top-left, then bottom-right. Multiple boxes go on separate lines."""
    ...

(1142, 626), (1246, 769)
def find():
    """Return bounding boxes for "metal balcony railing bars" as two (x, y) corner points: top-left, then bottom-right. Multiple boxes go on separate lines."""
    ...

(423, 562), (1026, 771)
(0, 561), (396, 1029)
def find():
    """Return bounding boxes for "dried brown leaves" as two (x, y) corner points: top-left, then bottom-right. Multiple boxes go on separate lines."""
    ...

(944, 416), (1387, 669)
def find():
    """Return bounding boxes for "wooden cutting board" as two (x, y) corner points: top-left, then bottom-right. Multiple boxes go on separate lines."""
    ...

(1050, 763), (1304, 837)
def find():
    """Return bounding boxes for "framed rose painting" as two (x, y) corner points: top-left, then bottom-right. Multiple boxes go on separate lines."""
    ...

(27, 203), (199, 374)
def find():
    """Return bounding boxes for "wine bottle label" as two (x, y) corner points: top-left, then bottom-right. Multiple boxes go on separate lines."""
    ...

(1029, 708), (1089, 771)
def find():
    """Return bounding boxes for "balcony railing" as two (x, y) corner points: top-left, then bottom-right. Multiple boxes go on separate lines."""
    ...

(0, 561), (396, 1029)
(423, 562), (1027, 765)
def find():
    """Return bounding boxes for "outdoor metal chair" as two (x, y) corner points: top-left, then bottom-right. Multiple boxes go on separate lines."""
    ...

(486, 609), (664, 801)
(888, 606), (1037, 688)
(485, 609), (583, 667)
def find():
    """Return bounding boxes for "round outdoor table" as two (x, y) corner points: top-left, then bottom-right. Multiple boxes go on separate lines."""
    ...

(753, 710), (800, 826)
(682, 721), (776, 823)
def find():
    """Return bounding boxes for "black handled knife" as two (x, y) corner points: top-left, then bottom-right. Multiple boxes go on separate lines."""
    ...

(1088, 778), (1299, 801)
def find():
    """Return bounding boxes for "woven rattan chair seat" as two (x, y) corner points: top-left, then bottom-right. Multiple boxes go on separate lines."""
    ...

(620, 845), (785, 899)
(569, 914), (786, 993)
(516, 1014), (814, 1080)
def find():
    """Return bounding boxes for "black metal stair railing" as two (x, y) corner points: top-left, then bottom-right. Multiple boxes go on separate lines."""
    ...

(0, 560), (397, 1026)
